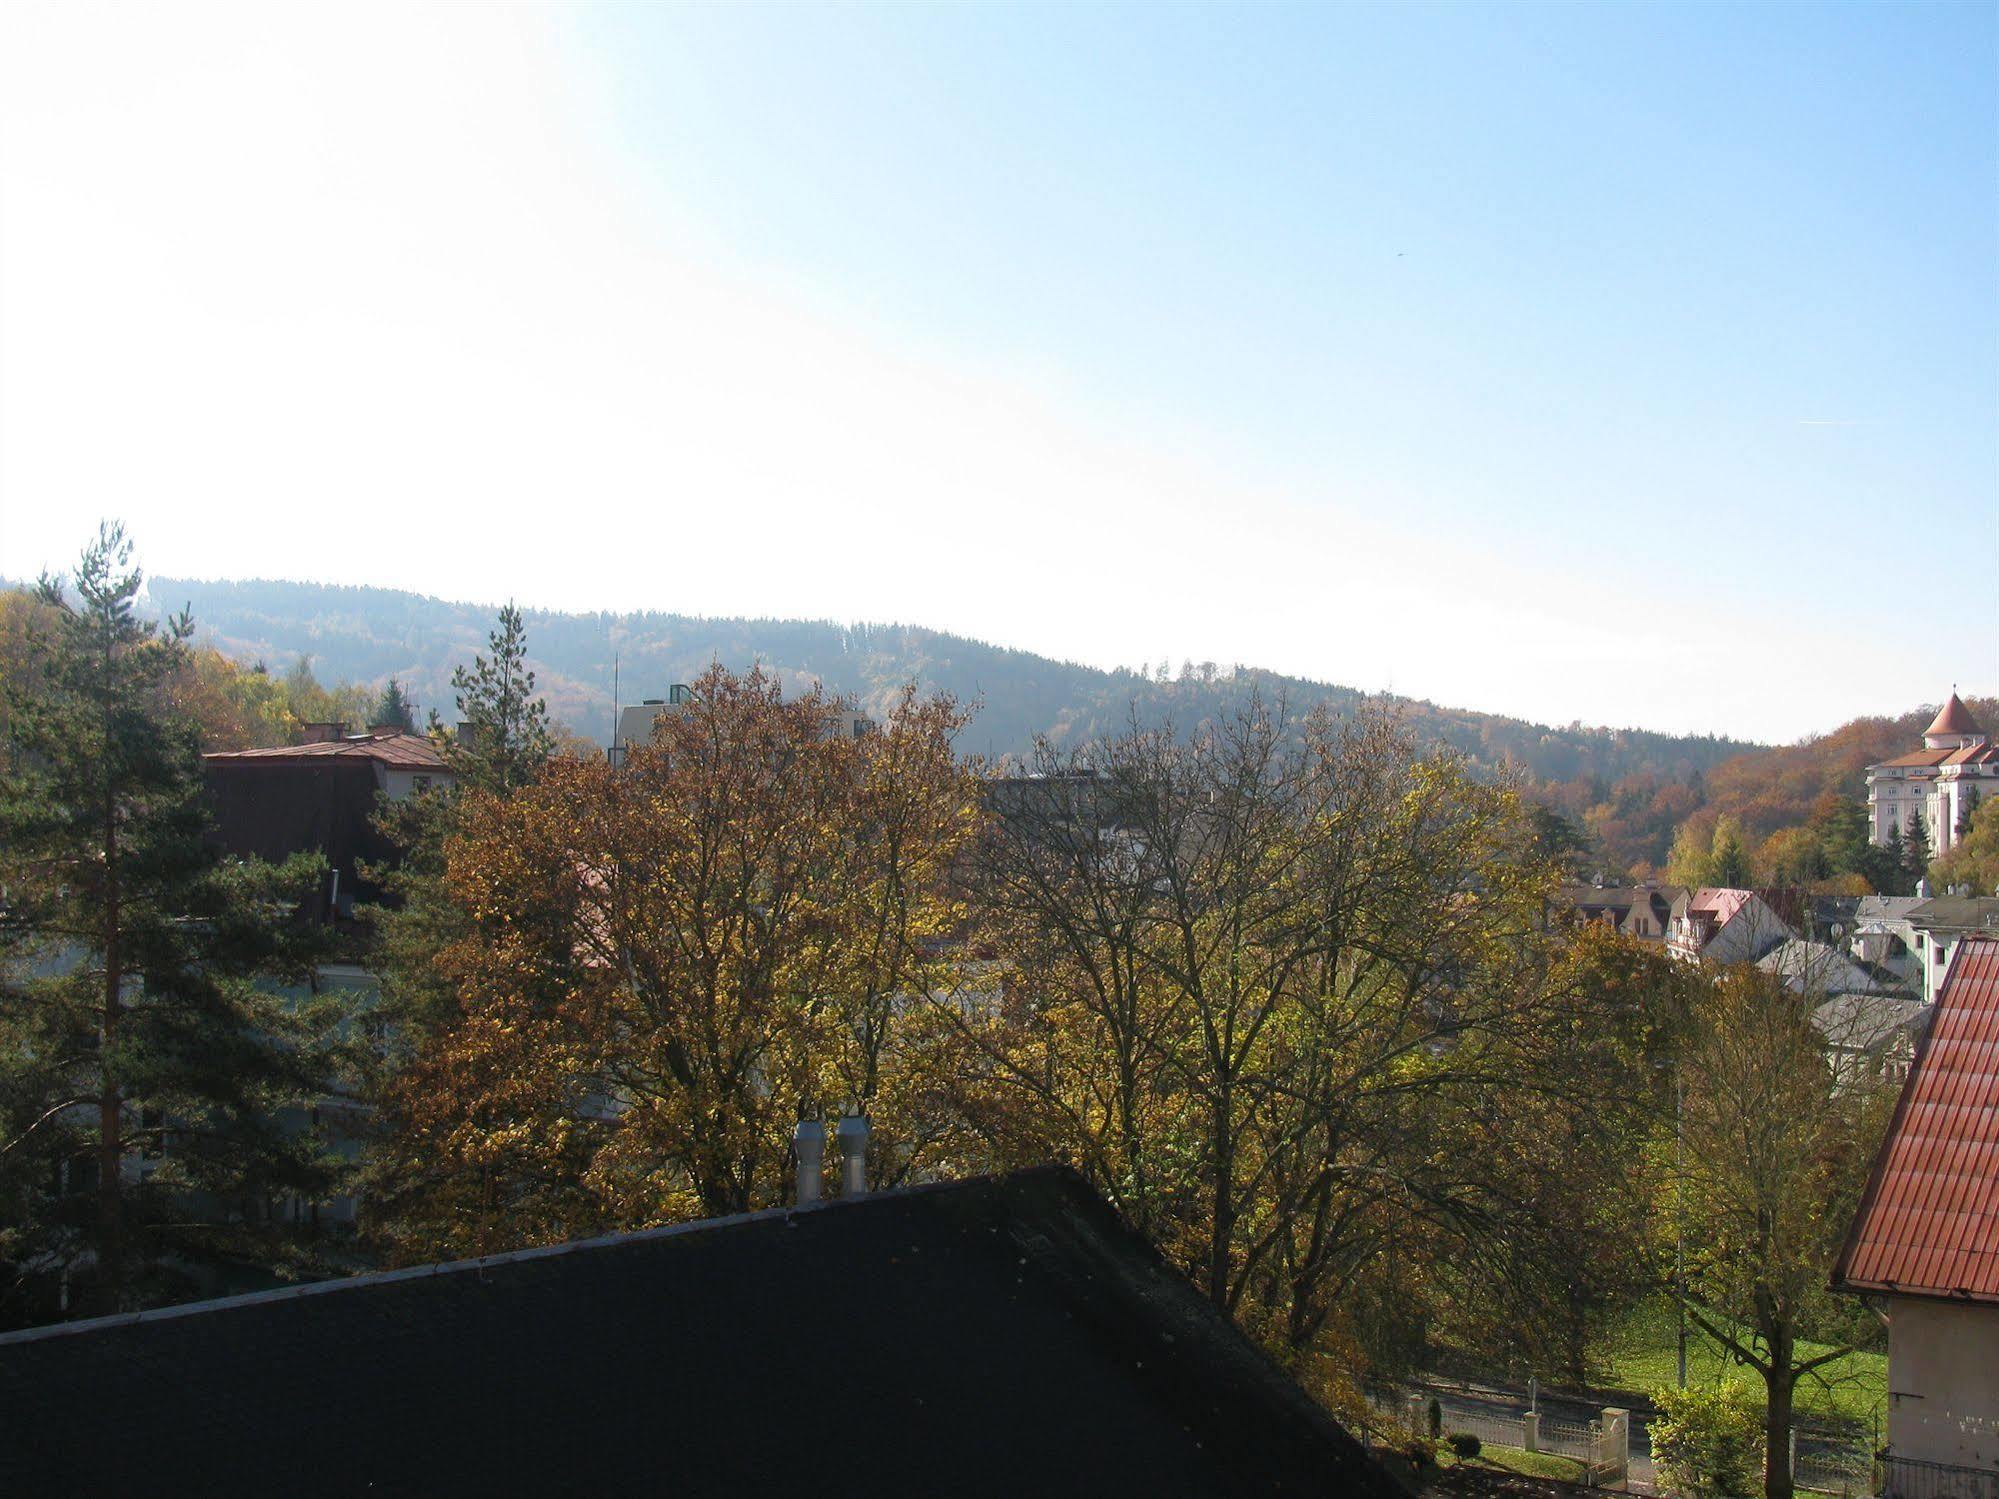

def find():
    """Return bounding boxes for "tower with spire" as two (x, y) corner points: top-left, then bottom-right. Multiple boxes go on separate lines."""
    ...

(1866, 691), (1996, 856)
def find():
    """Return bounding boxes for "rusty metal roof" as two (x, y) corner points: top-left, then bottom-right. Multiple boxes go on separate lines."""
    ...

(204, 732), (449, 772)
(1835, 937), (1999, 1304)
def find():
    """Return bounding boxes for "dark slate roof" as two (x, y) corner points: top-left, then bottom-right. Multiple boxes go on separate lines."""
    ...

(0, 1166), (1396, 1499)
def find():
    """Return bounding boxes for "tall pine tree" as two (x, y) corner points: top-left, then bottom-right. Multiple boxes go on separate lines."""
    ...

(1904, 812), (1933, 890)
(438, 603), (553, 794)
(0, 525), (345, 1318)
(372, 676), (416, 734)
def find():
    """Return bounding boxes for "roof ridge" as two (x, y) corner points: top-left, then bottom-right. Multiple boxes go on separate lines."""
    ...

(0, 1169), (1052, 1348)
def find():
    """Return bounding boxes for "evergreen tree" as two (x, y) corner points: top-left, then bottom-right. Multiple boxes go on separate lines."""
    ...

(1959, 787), (1981, 840)
(363, 606), (557, 1065)
(445, 602), (552, 795)
(1882, 822), (1909, 896)
(372, 676), (416, 734)
(0, 525), (344, 1318)
(1813, 796), (1871, 879)
(1903, 813), (1932, 888)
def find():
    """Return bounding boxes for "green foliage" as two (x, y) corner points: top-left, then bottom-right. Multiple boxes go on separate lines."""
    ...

(1902, 814), (1931, 887)
(0, 524), (348, 1318)
(1448, 1432), (1482, 1460)
(1710, 817), (1752, 888)
(1667, 965), (1898, 1496)
(1933, 794), (1999, 897)
(445, 602), (552, 796)
(1650, 1382), (1765, 1499)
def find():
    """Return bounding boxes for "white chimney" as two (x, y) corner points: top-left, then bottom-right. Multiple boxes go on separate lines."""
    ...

(835, 1114), (868, 1198)
(792, 1119), (825, 1205)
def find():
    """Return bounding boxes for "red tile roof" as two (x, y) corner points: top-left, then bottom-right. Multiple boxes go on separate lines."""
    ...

(1925, 693), (1983, 739)
(1943, 742), (1998, 767)
(1835, 937), (1999, 1304)
(205, 733), (449, 772)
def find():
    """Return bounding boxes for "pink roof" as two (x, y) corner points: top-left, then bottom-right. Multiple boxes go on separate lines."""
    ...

(205, 733), (449, 772)
(1835, 938), (1999, 1304)
(1925, 693), (1982, 739)
(1943, 742), (1998, 767)
(1690, 888), (1756, 923)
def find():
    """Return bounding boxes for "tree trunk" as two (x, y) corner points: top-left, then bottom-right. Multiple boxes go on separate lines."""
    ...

(1764, 1342), (1796, 1499)
(97, 787), (125, 1313)
(1208, 1091), (1234, 1308)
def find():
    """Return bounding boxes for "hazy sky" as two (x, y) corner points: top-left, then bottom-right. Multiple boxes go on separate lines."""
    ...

(2, 3), (1993, 743)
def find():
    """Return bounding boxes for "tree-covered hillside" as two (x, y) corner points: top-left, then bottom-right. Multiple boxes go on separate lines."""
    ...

(143, 576), (1754, 783)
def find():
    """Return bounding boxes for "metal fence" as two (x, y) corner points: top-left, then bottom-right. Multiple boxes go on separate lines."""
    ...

(1538, 1416), (1599, 1462)
(1440, 1409), (1529, 1451)
(1795, 1443), (1873, 1497)
(1879, 1457), (1999, 1499)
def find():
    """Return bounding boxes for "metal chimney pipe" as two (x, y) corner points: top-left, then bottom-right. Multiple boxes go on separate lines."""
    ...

(835, 1115), (869, 1198)
(792, 1119), (825, 1205)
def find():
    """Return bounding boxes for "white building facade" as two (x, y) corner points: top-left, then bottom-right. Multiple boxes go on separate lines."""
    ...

(1866, 694), (1998, 857)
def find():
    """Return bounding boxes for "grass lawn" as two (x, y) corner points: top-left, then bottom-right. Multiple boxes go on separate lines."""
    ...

(1602, 1298), (1886, 1431)
(1438, 1446), (1588, 1483)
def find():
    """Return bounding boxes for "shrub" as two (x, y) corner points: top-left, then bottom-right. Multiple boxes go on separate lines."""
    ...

(1449, 1433), (1482, 1460)
(1650, 1383), (1763, 1499)
(1428, 1397), (1443, 1440)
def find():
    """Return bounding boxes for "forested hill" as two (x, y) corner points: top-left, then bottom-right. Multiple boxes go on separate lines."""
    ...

(143, 576), (1753, 784)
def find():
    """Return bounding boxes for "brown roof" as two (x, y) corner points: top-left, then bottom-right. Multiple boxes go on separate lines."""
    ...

(1835, 937), (1999, 1304)
(1879, 749), (1952, 769)
(1925, 693), (1983, 739)
(1943, 742), (1998, 767)
(205, 733), (449, 772)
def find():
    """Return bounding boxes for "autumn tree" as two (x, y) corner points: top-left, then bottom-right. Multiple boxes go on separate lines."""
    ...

(1932, 794), (1999, 896)
(1443, 925), (1689, 1385)
(1666, 964), (1896, 1499)
(364, 666), (981, 1261)
(951, 700), (1590, 1401)
(0, 525), (345, 1317)
(366, 602), (561, 1048)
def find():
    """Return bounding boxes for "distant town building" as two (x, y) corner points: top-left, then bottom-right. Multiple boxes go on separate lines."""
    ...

(1665, 887), (1799, 964)
(204, 725), (455, 923)
(1549, 883), (1682, 941)
(1902, 894), (1999, 1005)
(1865, 693), (1997, 858)
(609, 683), (875, 767)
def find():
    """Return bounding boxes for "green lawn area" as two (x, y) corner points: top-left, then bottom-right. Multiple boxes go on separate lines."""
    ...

(1603, 1298), (1886, 1431)
(1442, 1445), (1588, 1483)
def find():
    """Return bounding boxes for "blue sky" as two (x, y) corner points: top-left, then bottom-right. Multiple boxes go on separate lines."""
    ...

(1, 2), (1993, 740)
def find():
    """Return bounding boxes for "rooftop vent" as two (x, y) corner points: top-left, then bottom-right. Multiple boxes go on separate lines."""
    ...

(836, 1115), (868, 1198)
(792, 1119), (825, 1205)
